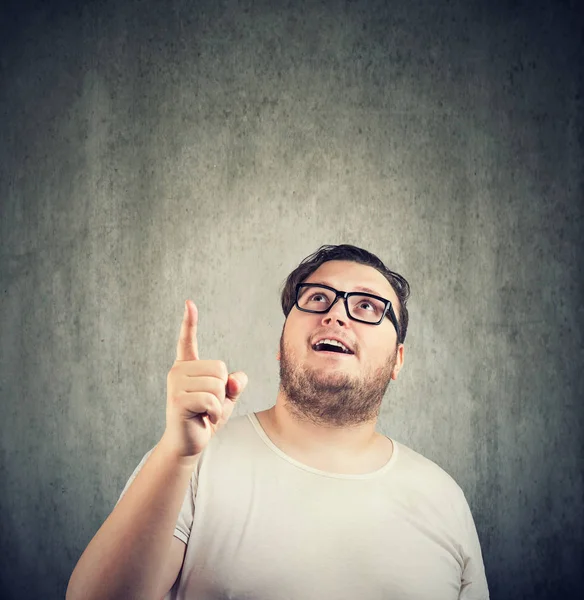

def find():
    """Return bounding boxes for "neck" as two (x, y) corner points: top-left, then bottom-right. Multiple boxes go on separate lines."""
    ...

(266, 388), (380, 456)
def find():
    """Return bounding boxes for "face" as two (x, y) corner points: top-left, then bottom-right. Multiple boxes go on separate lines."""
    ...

(278, 260), (405, 427)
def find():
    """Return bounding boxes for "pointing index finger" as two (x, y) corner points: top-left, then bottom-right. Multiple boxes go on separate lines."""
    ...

(176, 300), (199, 361)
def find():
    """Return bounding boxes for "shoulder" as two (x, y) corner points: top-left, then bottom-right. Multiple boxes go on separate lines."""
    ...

(202, 412), (259, 455)
(389, 440), (477, 539)
(215, 412), (256, 438)
(392, 439), (467, 502)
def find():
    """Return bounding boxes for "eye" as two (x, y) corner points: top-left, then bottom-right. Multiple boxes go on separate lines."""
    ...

(358, 300), (375, 311)
(350, 296), (385, 319)
(309, 293), (328, 303)
(298, 286), (334, 310)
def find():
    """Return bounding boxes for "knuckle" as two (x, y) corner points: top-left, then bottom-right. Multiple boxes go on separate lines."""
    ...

(200, 394), (217, 420)
(168, 363), (182, 376)
(170, 391), (183, 406)
(212, 378), (226, 400)
(191, 392), (206, 411)
(167, 374), (180, 390)
(206, 392), (220, 411)
(215, 360), (228, 381)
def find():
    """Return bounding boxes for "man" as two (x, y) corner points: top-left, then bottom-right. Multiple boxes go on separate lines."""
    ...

(67, 244), (489, 600)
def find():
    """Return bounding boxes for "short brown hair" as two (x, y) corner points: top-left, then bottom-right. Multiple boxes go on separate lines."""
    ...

(280, 244), (410, 343)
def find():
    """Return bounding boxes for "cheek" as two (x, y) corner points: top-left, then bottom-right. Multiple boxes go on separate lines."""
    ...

(286, 315), (313, 342)
(282, 321), (307, 354)
(362, 337), (394, 363)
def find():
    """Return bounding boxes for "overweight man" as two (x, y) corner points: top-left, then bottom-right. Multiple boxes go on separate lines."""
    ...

(67, 244), (489, 600)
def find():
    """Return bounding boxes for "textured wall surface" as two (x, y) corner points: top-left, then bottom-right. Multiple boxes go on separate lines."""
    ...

(1, 1), (582, 598)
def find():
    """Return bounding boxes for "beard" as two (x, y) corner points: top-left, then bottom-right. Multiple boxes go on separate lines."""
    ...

(278, 334), (397, 428)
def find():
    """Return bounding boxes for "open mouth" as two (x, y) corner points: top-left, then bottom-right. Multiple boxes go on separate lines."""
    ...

(311, 340), (354, 355)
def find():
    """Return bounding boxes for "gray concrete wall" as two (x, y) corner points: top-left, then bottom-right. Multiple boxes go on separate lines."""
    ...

(1, 0), (582, 598)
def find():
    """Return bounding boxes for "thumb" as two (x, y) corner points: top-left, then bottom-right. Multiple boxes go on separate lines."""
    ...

(176, 300), (200, 361)
(226, 371), (248, 401)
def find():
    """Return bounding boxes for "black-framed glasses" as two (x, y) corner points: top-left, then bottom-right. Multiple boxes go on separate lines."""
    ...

(294, 283), (400, 338)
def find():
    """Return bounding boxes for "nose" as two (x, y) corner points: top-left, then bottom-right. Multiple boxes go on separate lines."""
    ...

(321, 298), (349, 327)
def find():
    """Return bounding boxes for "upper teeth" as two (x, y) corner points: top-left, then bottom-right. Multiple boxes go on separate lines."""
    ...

(315, 339), (350, 352)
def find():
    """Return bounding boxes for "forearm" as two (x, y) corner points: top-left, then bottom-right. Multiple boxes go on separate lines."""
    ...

(66, 440), (197, 600)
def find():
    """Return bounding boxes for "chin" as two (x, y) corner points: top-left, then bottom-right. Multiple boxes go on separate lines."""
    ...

(306, 367), (357, 390)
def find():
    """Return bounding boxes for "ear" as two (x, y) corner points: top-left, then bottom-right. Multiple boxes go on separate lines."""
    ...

(276, 350), (281, 361)
(390, 344), (405, 380)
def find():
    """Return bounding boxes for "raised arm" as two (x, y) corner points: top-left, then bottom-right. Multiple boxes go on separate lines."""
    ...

(66, 300), (248, 600)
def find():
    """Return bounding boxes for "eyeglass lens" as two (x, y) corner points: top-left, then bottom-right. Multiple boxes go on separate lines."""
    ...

(297, 285), (386, 323)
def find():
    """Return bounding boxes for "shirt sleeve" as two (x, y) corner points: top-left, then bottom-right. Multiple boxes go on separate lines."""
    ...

(116, 448), (199, 545)
(459, 494), (490, 600)
(116, 449), (154, 503)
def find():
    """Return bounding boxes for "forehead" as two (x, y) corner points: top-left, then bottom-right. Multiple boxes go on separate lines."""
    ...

(303, 260), (398, 305)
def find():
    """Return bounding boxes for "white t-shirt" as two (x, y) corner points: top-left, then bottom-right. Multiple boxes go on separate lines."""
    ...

(120, 413), (489, 600)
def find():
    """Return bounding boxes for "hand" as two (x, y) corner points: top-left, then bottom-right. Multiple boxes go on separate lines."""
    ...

(161, 300), (248, 461)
